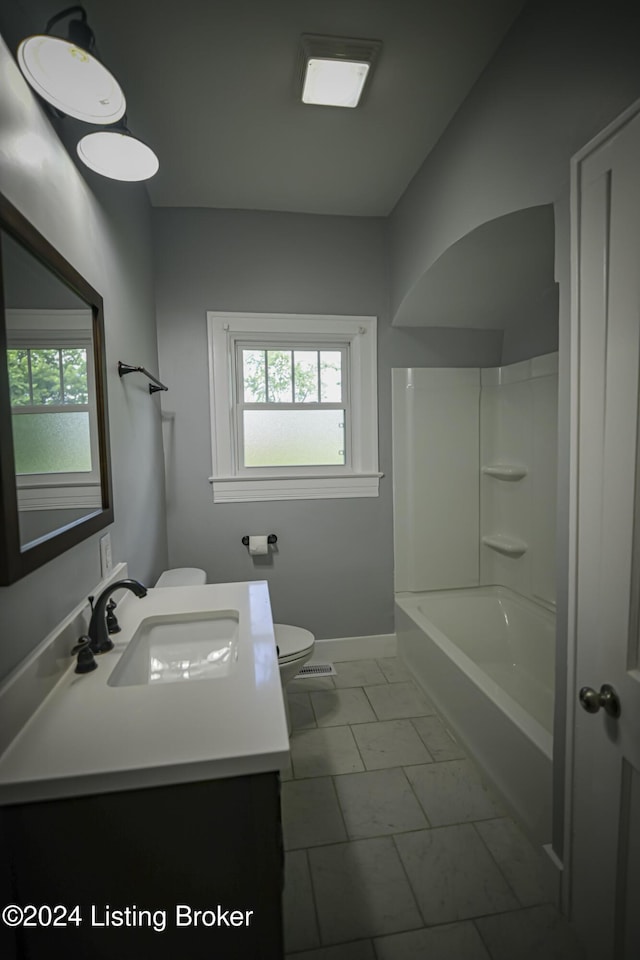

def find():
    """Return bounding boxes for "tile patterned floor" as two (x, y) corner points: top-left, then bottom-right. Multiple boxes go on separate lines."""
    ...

(282, 658), (585, 960)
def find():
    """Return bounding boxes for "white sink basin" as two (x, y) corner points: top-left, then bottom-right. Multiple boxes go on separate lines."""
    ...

(108, 610), (239, 687)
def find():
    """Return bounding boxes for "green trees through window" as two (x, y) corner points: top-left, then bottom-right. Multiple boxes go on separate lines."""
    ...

(8, 348), (88, 406)
(242, 349), (342, 404)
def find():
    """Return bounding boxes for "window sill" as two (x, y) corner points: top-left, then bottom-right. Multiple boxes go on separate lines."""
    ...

(209, 473), (382, 503)
(17, 483), (101, 511)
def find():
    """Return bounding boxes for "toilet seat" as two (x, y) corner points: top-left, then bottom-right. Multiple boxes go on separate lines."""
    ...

(274, 624), (315, 664)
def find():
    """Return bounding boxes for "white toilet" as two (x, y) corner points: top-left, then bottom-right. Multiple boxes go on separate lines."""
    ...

(155, 567), (207, 587)
(274, 623), (315, 734)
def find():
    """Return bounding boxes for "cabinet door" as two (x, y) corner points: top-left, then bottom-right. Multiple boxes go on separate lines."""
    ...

(1, 773), (284, 959)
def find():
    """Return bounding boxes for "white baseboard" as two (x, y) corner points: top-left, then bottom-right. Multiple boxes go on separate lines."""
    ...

(312, 634), (397, 662)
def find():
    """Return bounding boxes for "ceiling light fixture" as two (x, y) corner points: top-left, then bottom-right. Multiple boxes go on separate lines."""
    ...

(298, 35), (382, 108)
(17, 6), (159, 181)
(77, 121), (159, 182)
(17, 5), (126, 125)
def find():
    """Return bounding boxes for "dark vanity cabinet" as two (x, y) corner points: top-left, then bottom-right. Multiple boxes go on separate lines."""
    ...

(0, 771), (284, 959)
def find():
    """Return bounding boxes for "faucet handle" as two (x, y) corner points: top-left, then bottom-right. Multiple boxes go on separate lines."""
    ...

(72, 636), (98, 675)
(106, 598), (121, 635)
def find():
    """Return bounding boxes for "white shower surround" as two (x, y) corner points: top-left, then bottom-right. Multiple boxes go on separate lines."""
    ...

(480, 353), (558, 607)
(392, 355), (558, 845)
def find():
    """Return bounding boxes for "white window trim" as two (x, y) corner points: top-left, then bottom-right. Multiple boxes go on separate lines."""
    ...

(207, 312), (381, 502)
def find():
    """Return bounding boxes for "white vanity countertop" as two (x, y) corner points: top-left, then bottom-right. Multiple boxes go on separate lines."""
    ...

(0, 581), (290, 805)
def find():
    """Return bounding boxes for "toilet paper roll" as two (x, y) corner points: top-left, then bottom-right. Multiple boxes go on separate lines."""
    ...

(248, 535), (269, 556)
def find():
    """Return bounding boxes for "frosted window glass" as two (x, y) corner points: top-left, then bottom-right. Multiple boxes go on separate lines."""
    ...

(320, 351), (342, 401)
(293, 351), (319, 402)
(12, 412), (92, 474)
(266, 351), (292, 402)
(244, 410), (345, 466)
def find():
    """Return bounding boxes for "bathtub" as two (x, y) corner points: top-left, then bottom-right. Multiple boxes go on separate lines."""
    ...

(395, 585), (554, 844)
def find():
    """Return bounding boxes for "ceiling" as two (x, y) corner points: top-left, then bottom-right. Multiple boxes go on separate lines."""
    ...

(20, 0), (525, 215)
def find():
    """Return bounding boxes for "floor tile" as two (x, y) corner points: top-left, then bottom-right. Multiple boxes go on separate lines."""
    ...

(281, 754), (294, 781)
(287, 940), (375, 960)
(334, 768), (428, 838)
(395, 825), (519, 925)
(474, 819), (556, 906)
(282, 777), (347, 849)
(333, 659), (387, 688)
(376, 658), (413, 684)
(411, 716), (466, 761)
(364, 681), (434, 720)
(405, 759), (503, 826)
(288, 692), (317, 730)
(290, 726), (365, 778)
(283, 850), (320, 953)
(475, 904), (586, 959)
(374, 921), (491, 960)
(309, 837), (422, 944)
(289, 676), (336, 693)
(351, 719), (433, 770)
(311, 688), (377, 727)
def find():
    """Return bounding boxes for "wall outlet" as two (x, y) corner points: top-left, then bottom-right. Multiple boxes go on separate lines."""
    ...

(99, 533), (113, 578)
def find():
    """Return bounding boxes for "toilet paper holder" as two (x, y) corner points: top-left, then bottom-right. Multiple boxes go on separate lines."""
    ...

(242, 534), (277, 546)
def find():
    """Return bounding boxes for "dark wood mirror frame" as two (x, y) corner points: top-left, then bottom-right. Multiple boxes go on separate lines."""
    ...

(0, 192), (113, 585)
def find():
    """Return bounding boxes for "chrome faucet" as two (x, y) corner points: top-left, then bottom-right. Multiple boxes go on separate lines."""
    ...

(87, 579), (148, 654)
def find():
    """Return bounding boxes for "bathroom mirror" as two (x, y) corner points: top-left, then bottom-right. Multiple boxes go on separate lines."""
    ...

(0, 192), (113, 585)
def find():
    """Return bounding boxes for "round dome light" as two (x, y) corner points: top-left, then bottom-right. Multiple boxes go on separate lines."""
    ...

(17, 35), (126, 125)
(77, 130), (159, 182)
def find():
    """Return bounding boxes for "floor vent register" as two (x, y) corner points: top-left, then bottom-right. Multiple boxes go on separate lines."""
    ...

(294, 663), (336, 678)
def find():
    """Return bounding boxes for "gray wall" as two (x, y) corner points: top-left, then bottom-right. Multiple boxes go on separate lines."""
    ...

(153, 208), (503, 640)
(500, 283), (559, 365)
(0, 19), (168, 682)
(390, 0), (640, 319)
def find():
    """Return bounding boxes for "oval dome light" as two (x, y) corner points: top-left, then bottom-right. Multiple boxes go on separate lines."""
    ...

(18, 34), (126, 125)
(77, 130), (159, 182)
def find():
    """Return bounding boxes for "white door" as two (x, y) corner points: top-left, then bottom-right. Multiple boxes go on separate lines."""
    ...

(570, 101), (640, 960)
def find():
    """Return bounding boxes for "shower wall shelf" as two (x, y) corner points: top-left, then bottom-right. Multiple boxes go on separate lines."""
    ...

(118, 361), (168, 394)
(481, 464), (528, 481)
(481, 534), (528, 558)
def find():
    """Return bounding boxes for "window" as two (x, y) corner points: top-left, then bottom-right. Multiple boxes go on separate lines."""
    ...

(207, 313), (380, 502)
(7, 309), (101, 510)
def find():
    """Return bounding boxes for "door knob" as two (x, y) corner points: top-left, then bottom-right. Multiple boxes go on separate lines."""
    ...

(579, 683), (621, 718)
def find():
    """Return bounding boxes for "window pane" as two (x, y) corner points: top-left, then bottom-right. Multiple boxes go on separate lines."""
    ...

(267, 350), (292, 402)
(30, 349), (62, 404)
(243, 350), (266, 402)
(293, 351), (319, 402)
(7, 349), (31, 405)
(243, 410), (345, 466)
(61, 349), (88, 403)
(12, 412), (92, 474)
(320, 351), (343, 402)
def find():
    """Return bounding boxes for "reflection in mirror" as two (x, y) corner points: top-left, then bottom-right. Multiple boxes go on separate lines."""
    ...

(0, 193), (113, 584)
(4, 233), (101, 548)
